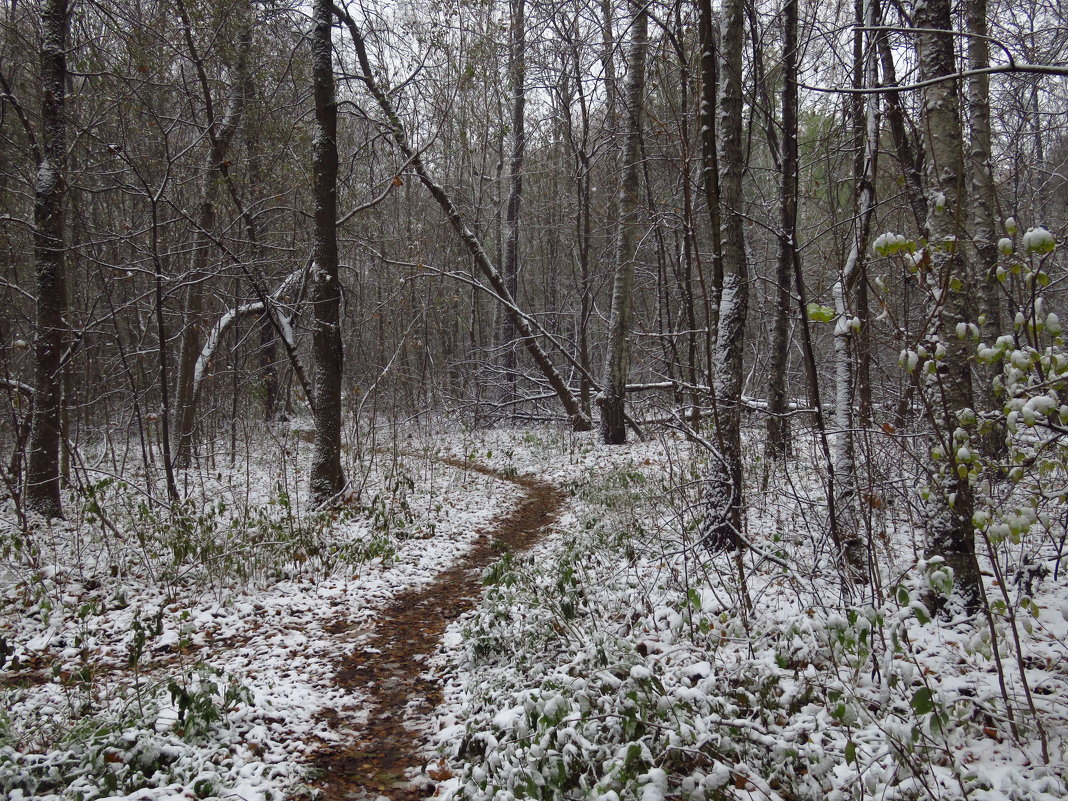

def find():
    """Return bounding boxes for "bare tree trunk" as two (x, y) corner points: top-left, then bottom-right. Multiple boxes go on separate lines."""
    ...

(915, 0), (982, 612)
(600, 0), (646, 445)
(26, 0), (68, 519)
(498, 0), (525, 408)
(766, 0), (797, 457)
(309, 0), (345, 505)
(174, 192), (218, 467)
(875, 10), (927, 235)
(966, 0), (1005, 458)
(828, 0), (879, 584)
(707, 0), (748, 549)
(697, 0), (722, 381)
(174, 0), (246, 467)
(501, 9), (524, 382)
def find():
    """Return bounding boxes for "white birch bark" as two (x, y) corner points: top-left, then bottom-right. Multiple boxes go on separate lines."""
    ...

(915, 0), (982, 610)
(600, 0), (647, 445)
(706, 0), (748, 548)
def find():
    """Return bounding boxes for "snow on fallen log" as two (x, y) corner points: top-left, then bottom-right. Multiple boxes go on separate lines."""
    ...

(623, 380), (817, 414)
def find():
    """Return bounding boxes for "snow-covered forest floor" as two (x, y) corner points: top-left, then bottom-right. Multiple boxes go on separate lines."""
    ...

(1, 423), (1066, 801)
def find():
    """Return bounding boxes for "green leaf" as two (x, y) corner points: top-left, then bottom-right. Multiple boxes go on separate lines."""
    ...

(911, 687), (935, 715)
(845, 741), (857, 765)
(806, 302), (835, 323)
(896, 585), (910, 606)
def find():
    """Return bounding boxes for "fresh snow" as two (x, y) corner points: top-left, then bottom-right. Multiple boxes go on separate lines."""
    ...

(2, 424), (1066, 800)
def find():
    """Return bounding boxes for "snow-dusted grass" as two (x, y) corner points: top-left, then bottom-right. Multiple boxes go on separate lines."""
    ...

(2, 422), (1066, 801)
(433, 428), (1068, 801)
(0, 423), (522, 801)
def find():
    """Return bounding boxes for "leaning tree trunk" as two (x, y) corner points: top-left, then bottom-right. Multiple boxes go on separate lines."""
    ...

(875, 6), (927, 237)
(26, 0), (69, 519)
(915, 0), (982, 612)
(334, 5), (592, 432)
(600, 0), (647, 445)
(706, 0), (748, 549)
(309, 0), (345, 506)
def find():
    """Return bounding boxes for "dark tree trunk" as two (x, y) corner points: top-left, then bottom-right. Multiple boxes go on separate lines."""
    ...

(174, 0), (246, 467)
(697, 0), (722, 380)
(26, 0), (69, 519)
(766, 0), (799, 457)
(875, 10), (927, 236)
(498, 0), (525, 405)
(309, 0), (345, 505)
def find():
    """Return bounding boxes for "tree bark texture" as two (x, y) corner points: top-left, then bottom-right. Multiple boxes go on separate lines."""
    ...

(697, 0), (722, 374)
(707, 0), (748, 549)
(26, 0), (69, 519)
(309, 0), (345, 506)
(766, 0), (798, 457)
(965, 0), (1006, 458)
(600, 0), (646, 445)
(829, 0), (879, 584)
(915, 0), (982, 611)
(498, 0), (525, 404)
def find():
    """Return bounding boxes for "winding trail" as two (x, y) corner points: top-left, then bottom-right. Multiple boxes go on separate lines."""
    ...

(308, 458), (566, 800)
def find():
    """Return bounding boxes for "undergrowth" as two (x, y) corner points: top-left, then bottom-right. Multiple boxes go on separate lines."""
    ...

(443, 445), (1068, 801)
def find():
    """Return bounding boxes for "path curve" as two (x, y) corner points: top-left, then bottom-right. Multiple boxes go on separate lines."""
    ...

(308, 458), (567, 800)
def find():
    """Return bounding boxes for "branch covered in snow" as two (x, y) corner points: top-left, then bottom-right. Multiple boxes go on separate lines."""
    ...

(191, 270), (304, 401)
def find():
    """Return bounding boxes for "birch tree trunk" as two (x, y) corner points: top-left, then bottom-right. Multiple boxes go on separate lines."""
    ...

(965, 0), (1005, 458)
(707, 0), (747, 549)
(915, 0), (982, 611)
(26, 0), (69, 519)
(600, 0), (646, 445)
(831, 0), (878, 584)
(309, 0), (345, 505)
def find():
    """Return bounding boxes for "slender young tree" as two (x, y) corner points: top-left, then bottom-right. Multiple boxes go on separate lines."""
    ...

(174, 0), (245, 468)
(831, 0), (878, 584)
(766, 0), (798, 457)
(915, 0), (982, 611)
(697, 0), (722, 373)
(965, 0), (1005, 457)
(600, 0), (647, 445)
(706, 0), (748, 548)
(498, 0), (525, 404)
(309, 0), (345, 505)
(25, 0), (69, 519)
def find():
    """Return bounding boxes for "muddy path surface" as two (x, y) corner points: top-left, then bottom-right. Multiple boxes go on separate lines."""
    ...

(307, 458), (567, 800)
